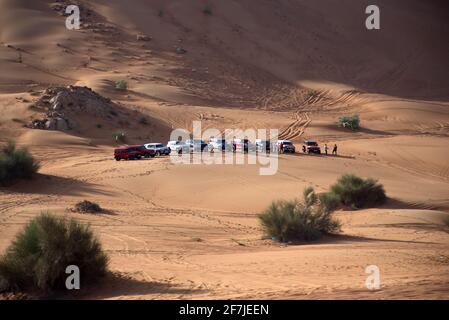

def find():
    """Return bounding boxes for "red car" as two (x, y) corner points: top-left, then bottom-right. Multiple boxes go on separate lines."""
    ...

(114, 145), (155, 161)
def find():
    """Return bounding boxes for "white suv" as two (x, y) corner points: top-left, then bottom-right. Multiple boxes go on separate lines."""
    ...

(208, 138), (230, 152)
(167, 141), (189, 153)
(185, 139), (208, 153)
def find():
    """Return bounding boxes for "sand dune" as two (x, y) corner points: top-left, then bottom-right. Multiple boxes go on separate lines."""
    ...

(0, 0), (448, 299)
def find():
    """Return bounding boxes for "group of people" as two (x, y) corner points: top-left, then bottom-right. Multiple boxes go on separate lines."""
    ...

(324, 143), (338, 155)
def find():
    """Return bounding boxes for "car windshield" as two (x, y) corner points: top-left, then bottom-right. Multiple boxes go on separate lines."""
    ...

(156, 144), (164, 148)
(306, 141), (318, 146)
(283, 142), (292, 145)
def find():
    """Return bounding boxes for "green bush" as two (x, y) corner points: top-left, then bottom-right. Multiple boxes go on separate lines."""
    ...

(338, 114), (360, 130)
(115, 80), (128, 90)
(329, 174), (386, 209)
(319, 192), (340, 212)
(112, 131), (127, 144)
(74, 200), (102, 214)
(305, 89), (319, 100)
(0, 141), (39, 186)
(258, 187), (340, 243)
(0, 213), (108, 293)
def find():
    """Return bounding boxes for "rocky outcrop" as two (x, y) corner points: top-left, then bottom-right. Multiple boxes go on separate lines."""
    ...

(136, 34), (152, 41)
(176, 47), (187, 54)
(28, 85), (123, 131)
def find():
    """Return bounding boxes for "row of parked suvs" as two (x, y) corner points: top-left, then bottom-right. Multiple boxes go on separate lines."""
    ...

(114, 139), (322, 160)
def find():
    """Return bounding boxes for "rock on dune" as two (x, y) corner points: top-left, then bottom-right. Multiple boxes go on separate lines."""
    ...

(29, 85), (123, 131)
(44, 117), (68, 131)
(136, 34), (152, 41)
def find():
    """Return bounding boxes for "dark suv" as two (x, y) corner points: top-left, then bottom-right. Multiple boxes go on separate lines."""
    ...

(114, 145), (155, 161)
(302, 140), (321, 154)
(277, 140), (296, 154)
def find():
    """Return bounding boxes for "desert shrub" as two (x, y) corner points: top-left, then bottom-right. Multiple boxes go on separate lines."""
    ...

(0, 213), (108, 293)
(74, 200), (102, 213)
(258, 187), (340, 243)
(0, 141), (39, 186)
(338, 114), (360, 130)
(115, 80), (128, 90)
(319, 192), (341, 212)
(305, 89), (319, 100)
(203, 5), (212, 15)
(112, 131), (127, 144)
(329, 174), (386, 209)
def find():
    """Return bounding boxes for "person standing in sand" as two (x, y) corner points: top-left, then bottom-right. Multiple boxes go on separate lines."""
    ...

(332, 144), (338, 155)
(324, 144), (328, 155)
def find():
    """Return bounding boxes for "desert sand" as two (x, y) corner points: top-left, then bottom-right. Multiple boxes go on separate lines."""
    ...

(0, 0), (448, 299)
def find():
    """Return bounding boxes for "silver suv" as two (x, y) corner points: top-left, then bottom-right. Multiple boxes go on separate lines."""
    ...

(144, 143), (171, 156)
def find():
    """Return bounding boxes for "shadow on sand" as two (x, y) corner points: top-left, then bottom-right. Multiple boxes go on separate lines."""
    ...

(76, 272), (208, 299)
(319, 233), (441, 245)
(1, 173), (115, 197)
(275, 233), (441, 247)
(288, 152), (356, 160)
(316, 123), (396, 137)
(380, 197), (449, 212)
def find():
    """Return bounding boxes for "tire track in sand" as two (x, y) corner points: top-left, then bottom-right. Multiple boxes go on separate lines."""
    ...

(279, 112), (311, 141)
